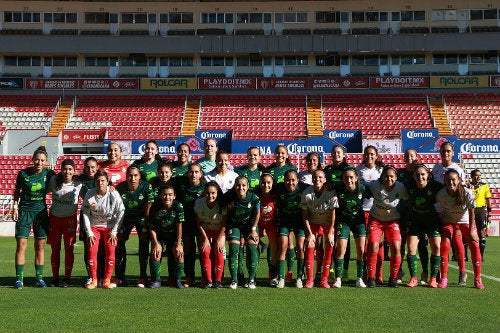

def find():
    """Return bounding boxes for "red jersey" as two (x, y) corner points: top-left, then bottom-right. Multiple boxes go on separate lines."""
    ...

(98, 159), (130, 185)
(259, 193), (278, 226)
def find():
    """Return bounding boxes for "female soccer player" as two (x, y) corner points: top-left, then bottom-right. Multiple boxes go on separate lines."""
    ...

(302, 170), (338, 288)
(275, 170), (308, 288)
(194, 181), (227, 289)
(436, 169), (484, 289)
(82, 170), (125, 289)
(204, 150), (239, 194)
(196, 138), (218, 174)
(99, 142), (130, 185)
(234, 146), (266, 191)
(298, 152), (322, 185)
(470, 169), (492, 260)
(148, 184), (184, 289)
(115, 165), (154, 287)
(132, 139), (163, 181)
(174, 163), (205, 287)
(254, 173), (279, 284)
(47, 159), (82, 287)
(333, 167), (370, 288)
(149, 160), (174, 199)
(225, 176), (260, 289)
(172, 143), (191, 177)
(365, 165), (409, 288)
(12, 146), (55, 289)
(431, 141), (465, 184)
(265, 144), (298, 282)
(404, 164), (443, 288)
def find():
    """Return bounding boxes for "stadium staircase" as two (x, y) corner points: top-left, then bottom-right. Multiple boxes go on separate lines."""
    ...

(181, 99), (200, 137)
(306, 99), (323, 136)
(429, 100), (453, 136)
(47, 101), (72, 137)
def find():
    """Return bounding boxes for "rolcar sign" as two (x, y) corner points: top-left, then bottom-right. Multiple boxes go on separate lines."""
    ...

(460, 142), (499, 154)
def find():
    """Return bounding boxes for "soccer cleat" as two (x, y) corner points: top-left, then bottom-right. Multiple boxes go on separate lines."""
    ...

(388, 278), (399, 288)
(420, 272), (428, 285)
(97, 279), (103, 288)
(183, 277), (193, 288)
(85, 279), (98, 290)
(295, 278), (303, 289)
(406, 277), (419, 288)
(149, 281), (161, 289)
(36, 279), (47, 288)
(367, 278), (376, 288)
(14, 280), (23, 289)
(247, 280), (256, 289)
(285, 271), (293, 282)
(332, 277), (342, 288)
(204, 282), (213, 289)
(50, 278), (60, 287)
(175, 280), (184, 289)
(474, 279), (485, 290)
(270, 278), (278, 287)
(213, 281), (222, 289)
(356, 278), (366, 288)
(137, 278), (146, 288)
(376, 278), (384, 286)
(319, 279), (331, 288)
(103, 279), (115, 289)
(428, 277), (438, 288)
(458, 272), (467, 286)
(438, 277), (448, 289)
(229, 281), (238, 289)
(62, 278), (70, 288)
(277, 279), (285, 289)
(304, 279), (314, 289)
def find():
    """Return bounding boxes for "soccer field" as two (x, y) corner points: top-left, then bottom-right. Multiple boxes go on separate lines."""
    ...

(0, 236), (499, 333)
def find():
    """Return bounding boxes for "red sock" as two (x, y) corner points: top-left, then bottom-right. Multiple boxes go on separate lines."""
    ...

(468, 240), (482, 279)
(440, 240), (451, 279)
(202, 247), (212, 282)
(453, 235), (466, 273)
(390, 255), (401, 279)
(215, 249), (224, 282)
(315, 247), (324, 275)
(376, 245), (384, 281)
(321, 244), (333, 281)
(51, 242), (61, 279)
(64, 244), (74, 279)
(305, 247), (315, 281)
(367, 247), (378, 279)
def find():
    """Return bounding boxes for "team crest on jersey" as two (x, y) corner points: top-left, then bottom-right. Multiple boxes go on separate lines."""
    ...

(247, 202), (251, 208)
(139, 194), (144, 200)
(122, 167), (127, 173)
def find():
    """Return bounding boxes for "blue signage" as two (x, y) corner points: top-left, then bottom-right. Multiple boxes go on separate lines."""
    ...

(131, 140), (177, 155)
(457, 139), (500, 154)
(323, 130), (363, 153)
(194, 130), (232, 152)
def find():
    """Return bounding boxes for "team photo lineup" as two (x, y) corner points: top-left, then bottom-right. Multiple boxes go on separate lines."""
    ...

(11, 137), (491, 291)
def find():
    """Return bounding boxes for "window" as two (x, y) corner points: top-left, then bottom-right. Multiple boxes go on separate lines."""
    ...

(237, 13), (249, 23)
(250, 13), (262, 23)
(200, 57), (232, 66)
(275, 12), (308, 23)
(484, 9), (498, 19)
(277, 56), (308, 66)
(85, 57), (117, 67)
(236, 57), (249, 66)
(168, 12), (193, 24)
(85, 12), (110, 24)
(4, 11), (41, 23)
(5, 56), (41, 66)
(316, 11), (340, 23)
(121, 13), (148, 24)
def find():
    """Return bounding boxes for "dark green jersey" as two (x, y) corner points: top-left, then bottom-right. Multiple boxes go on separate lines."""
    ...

(173, 176), (204, 222)
(116, 180), (155, 221)
(234, 164), (265, 190)
(276, 182), (308, 224)
(264, 163), (297, 184)
(406, 180), (443, 218)
(15, 167), (55, 211)
(79, 172), (95, 199)
(172, 162), (191, 177)
(149, 200), (184, 235)
(334, 183), (370, 224)
(133, 158), (160, 181)
(324, 162), (352, 186)
(226, 191), (260, 228)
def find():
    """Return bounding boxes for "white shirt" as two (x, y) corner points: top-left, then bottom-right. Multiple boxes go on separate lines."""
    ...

(48, 176), (82, 217)
(82, 187), (125, 237)
(300, 186), (339, 225)
(436, 187), (475, 224)
(356, 164), (382, 211)
(367, 180), (409, 222)
(204, 170), (239, 193)
(431, 163), (465, 184)
(298, 170), (313, 185)
(194, 197), (227, 231)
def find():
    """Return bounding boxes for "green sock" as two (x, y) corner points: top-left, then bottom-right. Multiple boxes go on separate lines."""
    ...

(278, 259), (286, 279)
(430, 255), (441, 278)
(176, 262), (184, 280)
(237, 246), (245, 276)
(35, 264), (44, 281)
(334, 258), (344, 279)
(356, 260), (364, 279)
(287, 249), (295, 272)
(152, 260), (162, 281)
(229, 243), (240, 282)
(246, 244), (259, 281)
(15, 264), (24, 282)
(297, 258), (305, 278)
(407, 255), (418, 277)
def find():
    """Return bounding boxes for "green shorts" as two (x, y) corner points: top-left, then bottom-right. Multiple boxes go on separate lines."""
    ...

(407, 217), (441, 238)
(226, 225), (257, 242)
(16, 209), (49, 239)
(336, 222), (366, 239)
(278, 222), (306, 238)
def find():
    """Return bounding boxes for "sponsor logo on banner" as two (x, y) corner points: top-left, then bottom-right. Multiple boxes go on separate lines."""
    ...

(371, 76), (429, 89)
(62, 130), (105, 142)
(26, 78), (138, 90)
(405, 130), (435, 139)
(430, 76), (488, 88)
(459, 141), (500, 154)
(140, 78), (197, 90)
(311, 77), (369, 89)
(199, 78), (256, 90)
(257, 78), (308, 89)
(135, 141), (176, 155)
(0, 78), (23, 89)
